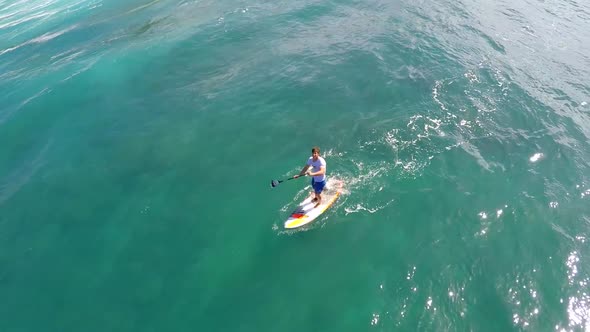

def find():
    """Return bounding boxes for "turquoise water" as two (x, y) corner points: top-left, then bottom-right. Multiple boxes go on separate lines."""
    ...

(1, 0), (590, 330)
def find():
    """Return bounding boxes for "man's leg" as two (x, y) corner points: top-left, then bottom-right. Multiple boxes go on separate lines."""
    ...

(313, 180), (324, 207)
(311, 179), (318, 202)
(314, 186), (323, 207)
(314, 192), (321, 207)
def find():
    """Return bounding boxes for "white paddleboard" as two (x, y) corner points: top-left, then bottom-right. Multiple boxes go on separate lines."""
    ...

(284, 180), (343, 229)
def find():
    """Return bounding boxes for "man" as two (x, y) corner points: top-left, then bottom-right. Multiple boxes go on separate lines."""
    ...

(294, 146), (326, 207)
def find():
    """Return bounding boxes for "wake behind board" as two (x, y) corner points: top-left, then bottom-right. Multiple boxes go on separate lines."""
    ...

(284, 180), (343, 229)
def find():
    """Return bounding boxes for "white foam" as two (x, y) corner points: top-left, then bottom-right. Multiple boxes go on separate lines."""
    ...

(529, 152), (544, 162)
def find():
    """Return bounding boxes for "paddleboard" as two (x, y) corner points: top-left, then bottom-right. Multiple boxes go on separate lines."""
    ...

(284, 179), (343, 229)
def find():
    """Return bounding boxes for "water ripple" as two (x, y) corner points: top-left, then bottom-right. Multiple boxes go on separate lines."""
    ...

(0, 140), (51, 205)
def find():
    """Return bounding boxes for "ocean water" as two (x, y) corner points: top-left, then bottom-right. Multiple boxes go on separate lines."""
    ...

(1, 0), (590, 331)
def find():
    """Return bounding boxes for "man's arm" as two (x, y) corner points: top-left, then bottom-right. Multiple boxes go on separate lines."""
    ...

(296, 165), (311, 177)
(308, 166), (325, 177)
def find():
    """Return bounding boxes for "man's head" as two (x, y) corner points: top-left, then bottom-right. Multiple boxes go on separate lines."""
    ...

(311, 146), (320, 161)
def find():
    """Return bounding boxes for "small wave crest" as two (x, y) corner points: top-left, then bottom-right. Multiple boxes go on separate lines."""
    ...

(0, 25), (78, 56)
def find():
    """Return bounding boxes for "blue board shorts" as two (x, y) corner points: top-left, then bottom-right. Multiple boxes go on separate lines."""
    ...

(311, 179), (326, 194)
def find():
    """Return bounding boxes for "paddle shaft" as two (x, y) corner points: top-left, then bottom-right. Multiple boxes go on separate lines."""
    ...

(278, 175), (302, 184)
(272, 174), (305, 187)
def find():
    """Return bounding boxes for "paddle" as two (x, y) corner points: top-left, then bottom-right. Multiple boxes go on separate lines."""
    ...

(271, 174), (304, 188)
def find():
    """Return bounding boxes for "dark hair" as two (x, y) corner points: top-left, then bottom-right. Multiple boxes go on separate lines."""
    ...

(312, 146), (320, 154)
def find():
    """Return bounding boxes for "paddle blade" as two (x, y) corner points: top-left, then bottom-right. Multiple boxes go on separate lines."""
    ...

(271, 180), (280, 187)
